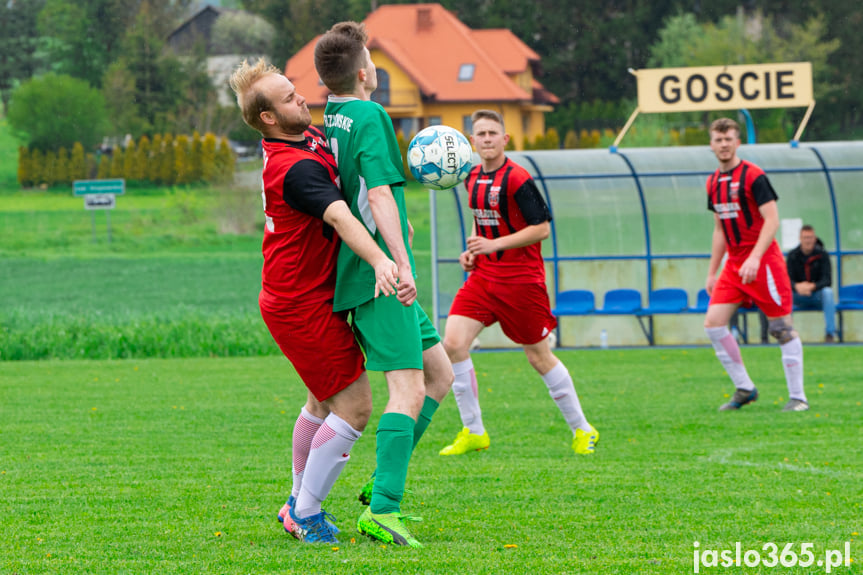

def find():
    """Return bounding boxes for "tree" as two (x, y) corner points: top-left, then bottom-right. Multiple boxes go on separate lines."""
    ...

(148, 134), (163, 183)
(174, 134), (191, 184)
(0, 0), (46, 115)
(7, 73), (107, 152)
(201, 132), (217, 182)
(17, 147), (32, 188)
(54, 147), (70, 186)
(647, 10), (840, 141)
(160, 134), (175, 185)
(36, 0), (190, 88)
(211, 11), (276, 55)
(135, 135), (150, 181)
(111, 1), (187, 135)
(244, 0), (367, 67)
(70, 142), (87, 181)
(123, 139), (137, 181)
(110, 147), (125, 179)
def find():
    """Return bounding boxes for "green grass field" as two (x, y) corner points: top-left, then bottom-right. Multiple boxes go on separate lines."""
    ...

(0, 184), (433, 360)
(1, 348), (860, 574)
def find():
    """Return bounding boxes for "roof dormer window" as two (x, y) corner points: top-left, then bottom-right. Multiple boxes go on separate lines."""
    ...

(458, 63), (475, 82)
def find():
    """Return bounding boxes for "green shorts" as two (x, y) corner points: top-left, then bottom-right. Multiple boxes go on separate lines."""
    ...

(351, 296), (441, 372)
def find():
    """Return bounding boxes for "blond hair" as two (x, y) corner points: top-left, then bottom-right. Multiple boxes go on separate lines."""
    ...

(229, 58), (282, 133)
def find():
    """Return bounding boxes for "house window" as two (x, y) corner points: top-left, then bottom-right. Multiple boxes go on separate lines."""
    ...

(458, 64), (475, 82)
(371, 68), (390, 106)
(428, 116), (441, 126)
(463, 115), (473, 134)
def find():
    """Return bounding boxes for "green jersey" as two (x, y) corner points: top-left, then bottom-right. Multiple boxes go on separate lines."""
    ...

(323, 96), (415, 311)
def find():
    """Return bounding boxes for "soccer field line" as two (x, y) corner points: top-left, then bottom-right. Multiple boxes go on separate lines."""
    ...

(701, 448), (861, 478)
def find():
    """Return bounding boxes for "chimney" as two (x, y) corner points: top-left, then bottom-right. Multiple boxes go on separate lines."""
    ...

(417, 7), (432, 31)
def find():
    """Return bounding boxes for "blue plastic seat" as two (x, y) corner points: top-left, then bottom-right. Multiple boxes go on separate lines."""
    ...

(598, 288), (642, 314)
(837, 284), (863, 310)
(688, 289), (710, 313)
(639, 288), (688, 315)
(553, 289), (595, 315)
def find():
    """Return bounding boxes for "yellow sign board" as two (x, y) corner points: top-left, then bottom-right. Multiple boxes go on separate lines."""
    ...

(636, 62), (812, 113)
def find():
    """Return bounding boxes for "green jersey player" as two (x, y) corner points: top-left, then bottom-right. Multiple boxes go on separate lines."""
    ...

(315, 21), (454, 548)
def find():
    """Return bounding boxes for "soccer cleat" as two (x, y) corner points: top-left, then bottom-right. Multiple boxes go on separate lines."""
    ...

(439, 427), (490, 455)
(357, 507), (422, 548)
(572, 425), (599, 454)
(719, 387), (759, 411)
(358, 477), (374, 506)
(289, 507), (339, 544)
(782, 398), (810, 412)
(278, 496), (300, 539)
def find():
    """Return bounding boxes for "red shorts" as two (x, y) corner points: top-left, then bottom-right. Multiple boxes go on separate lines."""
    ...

(710, 243), (793, 317)
(259, 290), (364, 402)
(448, 274), (557, 345)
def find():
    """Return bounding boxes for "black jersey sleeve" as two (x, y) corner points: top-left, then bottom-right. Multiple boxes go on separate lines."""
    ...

(751, 174), (779, 206)
(513, 179), (552, 224)
(282, 158), (344, 220)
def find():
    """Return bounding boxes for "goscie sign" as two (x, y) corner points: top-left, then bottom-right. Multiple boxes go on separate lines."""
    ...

(636, 62), (812, 113)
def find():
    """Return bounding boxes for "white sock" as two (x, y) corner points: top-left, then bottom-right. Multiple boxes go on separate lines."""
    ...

(541, 361), (590, 434)
(451, 358), (484, 435)
(705, 326), (755, 391)
(780, 337), (806, 402)
(292, 408), (324, 499)
(294, 413), (362, 519)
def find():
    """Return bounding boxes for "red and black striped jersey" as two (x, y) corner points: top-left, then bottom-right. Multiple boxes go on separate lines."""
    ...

(260, 126), (344, 302)
(707, 159), (778, 261)
(463, 157), (551, 283)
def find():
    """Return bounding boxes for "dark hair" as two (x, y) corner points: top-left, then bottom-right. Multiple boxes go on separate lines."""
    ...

(471, 109), (504, 129)
(801, 224), (815, 233)
(314, 21), (368, 95)
(709, 117), (740, 136)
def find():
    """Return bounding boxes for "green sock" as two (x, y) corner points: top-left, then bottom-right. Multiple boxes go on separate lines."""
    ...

(413, 396), (440, 450)
(365, 398), (438, 487)
(371, 412), (415, 514)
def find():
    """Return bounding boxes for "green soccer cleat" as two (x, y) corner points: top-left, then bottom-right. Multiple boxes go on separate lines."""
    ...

(357, 507), (423, 548)
(719, 387), (759, 411)
(439, 427), (490, 456)
(358, 477), (374, 506)
(572, 424), (599, 454)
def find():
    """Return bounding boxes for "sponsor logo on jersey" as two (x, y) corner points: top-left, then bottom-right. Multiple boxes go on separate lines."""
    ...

(714, 201), (741, 219)
(472, 208), (501, 227)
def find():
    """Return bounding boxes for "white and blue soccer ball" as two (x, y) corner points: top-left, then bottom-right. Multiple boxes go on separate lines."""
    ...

(407, 125), (473, 190)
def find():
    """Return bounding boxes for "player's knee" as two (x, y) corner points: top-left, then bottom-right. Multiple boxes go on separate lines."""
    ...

(768, 317), (796, 344)
(442, 334), (470, 361)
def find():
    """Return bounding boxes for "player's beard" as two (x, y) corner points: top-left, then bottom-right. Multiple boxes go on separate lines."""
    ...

(274, 108), (311, 136)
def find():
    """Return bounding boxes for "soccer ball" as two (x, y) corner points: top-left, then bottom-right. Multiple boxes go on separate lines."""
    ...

(407, 125), (473, 190)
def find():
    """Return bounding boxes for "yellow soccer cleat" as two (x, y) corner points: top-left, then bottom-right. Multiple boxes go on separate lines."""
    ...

(572, 425), (599, 454)
(357, 507), (423, 548)
(439, 427), (490, 455)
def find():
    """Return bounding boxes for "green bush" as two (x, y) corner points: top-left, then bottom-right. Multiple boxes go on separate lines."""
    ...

(7, 73), (108, 152)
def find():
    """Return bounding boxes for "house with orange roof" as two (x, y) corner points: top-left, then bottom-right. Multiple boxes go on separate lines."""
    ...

(284, 3), (558, 150)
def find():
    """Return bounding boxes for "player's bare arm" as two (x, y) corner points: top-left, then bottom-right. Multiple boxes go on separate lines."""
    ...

(367, 183), (417, 306)
(407, 219), (414, 249)
(738, 200), (780, 285)
(466, 221), (550, 256)
(322, 200), (399, 299)
(706, 214), (727, 295)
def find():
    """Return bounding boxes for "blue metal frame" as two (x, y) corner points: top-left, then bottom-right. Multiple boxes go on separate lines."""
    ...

(433, 145), (863, 327)
(806, 145), (843, 286)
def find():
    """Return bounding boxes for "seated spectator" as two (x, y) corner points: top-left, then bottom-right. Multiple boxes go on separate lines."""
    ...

(786, 225), (836, 342)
